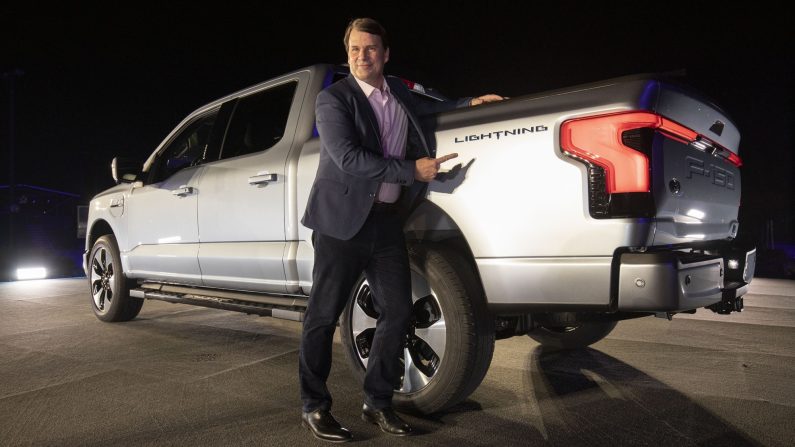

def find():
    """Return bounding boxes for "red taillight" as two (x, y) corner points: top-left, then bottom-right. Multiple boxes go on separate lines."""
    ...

(726, 150), (743, 167)
(561, 111), (741, 194)
(561, 112), (659, 193)
(399, 78), (426, 94)
(658, 117), (698, 143)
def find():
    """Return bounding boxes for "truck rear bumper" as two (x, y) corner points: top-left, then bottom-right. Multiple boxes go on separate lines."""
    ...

(616, 248), (749, 311)
(479, 245), (755, 314)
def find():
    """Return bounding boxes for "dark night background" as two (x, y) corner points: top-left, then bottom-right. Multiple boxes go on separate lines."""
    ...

(1, 3), (793, 278)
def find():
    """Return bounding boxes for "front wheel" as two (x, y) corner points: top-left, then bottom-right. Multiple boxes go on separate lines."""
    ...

(88, 234), (143, 322)
(340, 244), (494, 414)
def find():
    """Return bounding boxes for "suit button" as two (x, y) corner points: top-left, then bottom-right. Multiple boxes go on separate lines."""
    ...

(369, 193), (375, 197)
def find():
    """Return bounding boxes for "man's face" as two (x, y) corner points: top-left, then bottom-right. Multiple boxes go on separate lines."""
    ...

(347, 29), (389, 87)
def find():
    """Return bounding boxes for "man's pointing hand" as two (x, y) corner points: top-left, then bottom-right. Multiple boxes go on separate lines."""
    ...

(415, 153), (459, 182)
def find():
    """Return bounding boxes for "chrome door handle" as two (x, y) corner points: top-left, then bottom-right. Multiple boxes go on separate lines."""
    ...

(171, 185), (194, 196)
(248, 172), (278, 185)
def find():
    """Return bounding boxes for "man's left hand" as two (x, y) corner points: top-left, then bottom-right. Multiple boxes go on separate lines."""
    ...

(470, 94), (506, 106)
(415, 153), (459, 182)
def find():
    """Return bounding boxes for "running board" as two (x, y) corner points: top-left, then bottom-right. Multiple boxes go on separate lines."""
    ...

(129, 283), (307, 321)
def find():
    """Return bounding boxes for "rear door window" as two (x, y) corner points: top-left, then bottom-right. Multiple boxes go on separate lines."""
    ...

(220, 81), (297, 160)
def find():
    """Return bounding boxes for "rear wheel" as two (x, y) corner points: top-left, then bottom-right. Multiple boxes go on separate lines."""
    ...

(88, 235), (143, 322)
(340, 244), (494, 414)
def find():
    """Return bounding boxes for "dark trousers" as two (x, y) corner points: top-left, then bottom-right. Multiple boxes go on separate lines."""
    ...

(299, 206), (412, 413)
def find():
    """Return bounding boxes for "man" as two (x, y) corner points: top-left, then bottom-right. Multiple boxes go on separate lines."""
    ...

(299, 17), (503, 442)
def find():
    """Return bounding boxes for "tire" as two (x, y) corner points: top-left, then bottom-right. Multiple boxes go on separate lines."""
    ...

(340, 243), (495, 414)
(528, 320), (617, 351)
(88, 234), (143, 322)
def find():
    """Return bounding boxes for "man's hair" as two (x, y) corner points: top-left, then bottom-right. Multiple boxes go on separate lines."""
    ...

(343, 18), (389, 51)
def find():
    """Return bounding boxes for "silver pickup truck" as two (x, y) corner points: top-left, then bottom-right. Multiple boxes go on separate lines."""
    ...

(84, 64), (756, 414)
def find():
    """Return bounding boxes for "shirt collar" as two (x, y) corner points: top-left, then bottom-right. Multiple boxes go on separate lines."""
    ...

(353, 75), (389, 98)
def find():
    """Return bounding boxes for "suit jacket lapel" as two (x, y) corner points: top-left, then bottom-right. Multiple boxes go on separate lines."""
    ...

(387, 77), (431, 158)
(346, 75), (382, 150)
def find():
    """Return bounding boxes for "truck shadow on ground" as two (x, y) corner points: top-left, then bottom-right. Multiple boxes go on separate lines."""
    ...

(432, 346), (761, 446)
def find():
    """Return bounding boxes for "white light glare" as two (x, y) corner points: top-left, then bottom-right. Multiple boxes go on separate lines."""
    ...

(684, 234), (706, 240)
(728, 259), (740, 269)
(17, 267), (47, 280)
(686, 209), (705, 220)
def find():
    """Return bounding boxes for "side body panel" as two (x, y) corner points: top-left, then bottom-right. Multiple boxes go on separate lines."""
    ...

(123, 167), (204, 283)
(196, 72), (310, 293)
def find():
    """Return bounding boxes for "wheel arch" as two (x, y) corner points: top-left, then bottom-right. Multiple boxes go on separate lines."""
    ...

(87, 219), (115, 253)
(404, 200), (483, 294)
(85, 219), (119, 276)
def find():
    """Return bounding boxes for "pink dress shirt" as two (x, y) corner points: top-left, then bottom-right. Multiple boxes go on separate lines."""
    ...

(354, 76), (409, 203)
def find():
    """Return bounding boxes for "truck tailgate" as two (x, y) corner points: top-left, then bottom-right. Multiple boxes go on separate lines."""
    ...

(647, 82), (742, 244)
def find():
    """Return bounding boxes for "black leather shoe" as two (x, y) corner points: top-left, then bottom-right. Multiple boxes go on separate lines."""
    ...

(301, 409), (353, 443)
(361, 404), (412, 436)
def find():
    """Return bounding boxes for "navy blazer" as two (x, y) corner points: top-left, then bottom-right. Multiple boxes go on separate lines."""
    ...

(301, 74), (469, 240)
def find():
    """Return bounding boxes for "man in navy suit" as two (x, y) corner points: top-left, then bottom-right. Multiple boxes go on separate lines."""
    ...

(299, 17), (503, 442)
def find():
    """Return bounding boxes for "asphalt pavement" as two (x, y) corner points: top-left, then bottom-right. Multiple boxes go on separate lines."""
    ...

(0, 277), (793, 446)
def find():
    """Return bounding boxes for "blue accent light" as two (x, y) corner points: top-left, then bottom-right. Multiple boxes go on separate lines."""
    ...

(638, 81), (659, 111)
(322, 68), (335, 89)
(0, 183), (79, 197)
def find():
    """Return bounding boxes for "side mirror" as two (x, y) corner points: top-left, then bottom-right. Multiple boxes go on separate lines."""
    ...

(111, 156), (141, 184)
